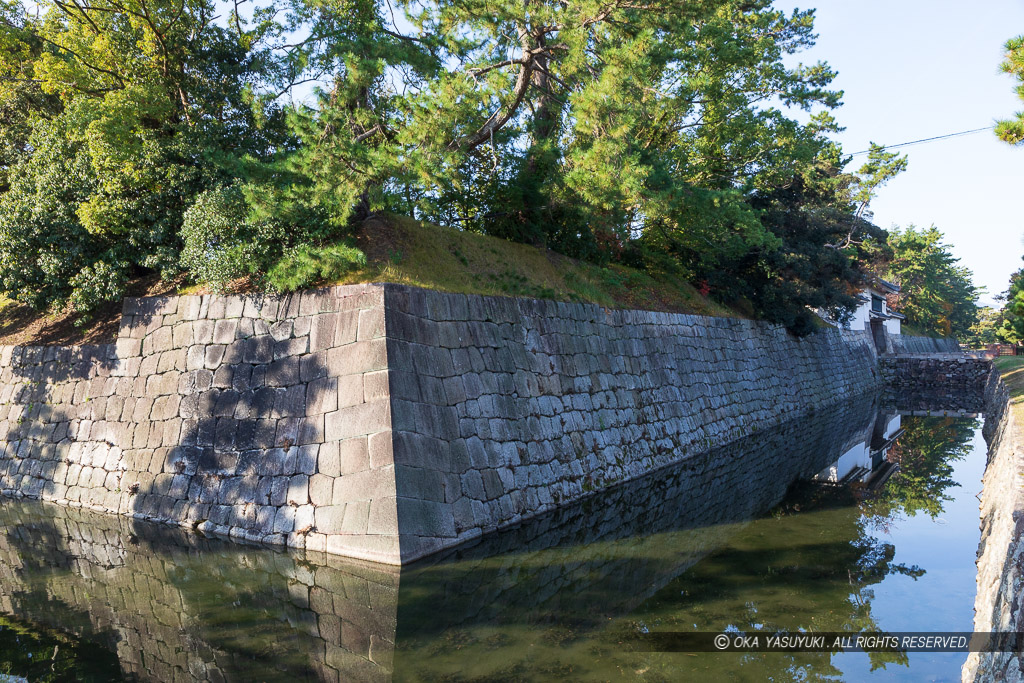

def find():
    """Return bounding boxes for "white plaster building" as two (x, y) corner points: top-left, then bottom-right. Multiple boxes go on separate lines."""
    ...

(849, 276), (904, 337)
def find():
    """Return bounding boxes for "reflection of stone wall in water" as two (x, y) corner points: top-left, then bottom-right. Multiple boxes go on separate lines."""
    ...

(0, 396), (881, 682)
(391, 396), (881, 668)
(0, 501), (399, 683)
(0, 283), (881, 564)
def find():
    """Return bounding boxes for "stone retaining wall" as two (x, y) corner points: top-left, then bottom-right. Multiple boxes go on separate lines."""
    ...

(0, 284), (882, 564)
(0, 284), (402, 563)
(384, 286), (880, 561)
(881, 356), (992, 410)
(963, 370), (1024, 682)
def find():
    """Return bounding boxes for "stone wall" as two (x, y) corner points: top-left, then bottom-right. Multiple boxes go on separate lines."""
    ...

(0, 284), (403, 564)
(0, 284), (882, 564)
(962, 370), (1024, 682)
(889, 333), (961, 355)
(880, 356), (992, 409)
(384, 286), (880, 561)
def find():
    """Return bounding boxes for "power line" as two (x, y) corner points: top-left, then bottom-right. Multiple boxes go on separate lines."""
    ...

(849, 126), (994, 156)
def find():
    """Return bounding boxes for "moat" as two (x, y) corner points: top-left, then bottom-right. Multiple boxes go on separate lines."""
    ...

(0, 396), (987, 682)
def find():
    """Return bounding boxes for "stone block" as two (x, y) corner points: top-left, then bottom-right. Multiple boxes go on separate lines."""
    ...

(366, 497), (399, 536)
(115, 338), (142, 358)
(357, 308), (385, 341)
(327, 339), (387, 375)
(274, 505), (296, 534)
(310, 313), (339, 353)
(288, 474), (310, 506)
(273, 385), (307, 418)
(338, 437), (370, 476)
(315, 505), (346, 534)
(295, 504), (315, 534)
(341, 500), (370, 534)
(297, 415), (325, 445)
(186, 346), (206, 371)
(368, 431), (394, 470)
(296, 444), (318, 475)
(363, 370), (389, 403)
(213, 319), (238, 344)
(275, 418), (301, 448)
(204, 345), (226, 369)
(309, 474), (334, 507)
(274, 336), (309, 360)
(243, 336), (274, 364)
(300, 352), (329, 383)
(270, 476), (289, 505)
(324, 400), (391, 442)
(333, 466), (394, 504)
(395, 465), (447, 502)
(334, 310), (359, 346)
(194, 319), (215, 344)
(307, 377), (338, 415)
(270, 320), (294, 341)
(266, 358), (300, 387)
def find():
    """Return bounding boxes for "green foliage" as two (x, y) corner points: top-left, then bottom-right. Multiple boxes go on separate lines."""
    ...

(266, 243), (366, 293)
(861, 416), (977, 522)
(997, 266), (1024, 343)
(180, 186), (280, 291)
(851, 143), (909, 220)
(885, 226), (979, 338)
(965, 306), (1006, 346)
(68, 258), (129, 315)
(709, 142), (890, 335)
(997, 35), (1024, 144)
(0, 0), (290, 311)
(0, 613), (124, 682)
(279, 0), (845, 267)
(0, 0), (973, 332)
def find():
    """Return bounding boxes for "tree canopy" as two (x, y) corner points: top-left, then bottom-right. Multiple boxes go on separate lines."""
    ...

(0, 0), (963, 335)
(993, 265), (1024, 343)
(883, 226), (978, 339)
(997, 33), (1024, 144)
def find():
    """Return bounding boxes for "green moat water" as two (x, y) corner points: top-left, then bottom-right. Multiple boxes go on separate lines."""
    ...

(0, 402), (985, 682)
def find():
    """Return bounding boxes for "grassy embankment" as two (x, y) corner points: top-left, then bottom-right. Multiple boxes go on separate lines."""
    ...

(0, 215), (738, 346)
(994, 357), (1024, 412)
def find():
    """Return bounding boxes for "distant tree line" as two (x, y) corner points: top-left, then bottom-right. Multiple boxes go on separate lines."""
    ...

(0, 0), (977, 335)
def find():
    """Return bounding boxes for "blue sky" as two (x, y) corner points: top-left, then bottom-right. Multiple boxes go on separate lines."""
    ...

(777, 1), (1024, 306)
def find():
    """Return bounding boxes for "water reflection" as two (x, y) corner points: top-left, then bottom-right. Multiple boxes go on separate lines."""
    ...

(0, 396), (982, 682)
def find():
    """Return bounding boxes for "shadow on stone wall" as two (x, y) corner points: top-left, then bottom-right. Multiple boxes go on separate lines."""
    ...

(128, 303), (335, 547)
(0, 287), (394, 561)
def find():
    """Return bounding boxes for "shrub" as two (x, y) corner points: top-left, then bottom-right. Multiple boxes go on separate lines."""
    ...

(266, 244), (366, 293)
(68, 258), (129, 316)
(180, 186), (282, 292)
